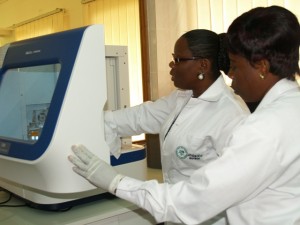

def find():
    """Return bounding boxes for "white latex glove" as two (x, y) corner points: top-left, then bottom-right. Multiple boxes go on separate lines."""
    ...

(68, 144), (124, 194)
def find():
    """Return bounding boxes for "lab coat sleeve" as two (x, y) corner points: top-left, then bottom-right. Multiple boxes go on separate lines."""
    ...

(104, 90), (180, 156)
(104, 112), (122, 157)
(115, 121), (283, 224)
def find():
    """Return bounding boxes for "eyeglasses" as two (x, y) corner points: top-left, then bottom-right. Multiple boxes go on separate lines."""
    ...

(172, 53), (203, 64)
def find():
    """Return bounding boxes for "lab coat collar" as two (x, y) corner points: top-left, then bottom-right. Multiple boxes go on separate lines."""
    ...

(197, 76), (228, 102)
(255, 78), (300, 111)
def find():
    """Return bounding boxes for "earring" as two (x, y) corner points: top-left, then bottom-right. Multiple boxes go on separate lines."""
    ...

(259, 73), (265, 79)
(198, 73), (205, 80)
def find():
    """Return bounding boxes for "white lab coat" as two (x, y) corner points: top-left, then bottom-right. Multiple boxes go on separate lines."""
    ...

(105, 76), (249, 224)
(115, 78), (300, 225)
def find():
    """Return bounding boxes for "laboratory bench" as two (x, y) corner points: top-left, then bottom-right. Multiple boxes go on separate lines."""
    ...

(0, 168), (163, 225)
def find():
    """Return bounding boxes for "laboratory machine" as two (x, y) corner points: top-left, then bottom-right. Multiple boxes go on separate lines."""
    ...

(0, 25), (146, 210)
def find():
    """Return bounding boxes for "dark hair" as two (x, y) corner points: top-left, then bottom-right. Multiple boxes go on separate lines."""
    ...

(218, 33), (230, 75)
(181, 29), (230, 78)
(227, 6), (300, 80)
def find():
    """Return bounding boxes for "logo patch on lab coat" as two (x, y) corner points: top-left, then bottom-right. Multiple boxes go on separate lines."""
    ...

(176, 146), (188, 159)
(176, 146), (203, 160)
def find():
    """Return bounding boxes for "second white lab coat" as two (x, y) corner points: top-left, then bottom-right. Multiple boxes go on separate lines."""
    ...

(105, 76), (250, 224)
(115, 78), (300, 225)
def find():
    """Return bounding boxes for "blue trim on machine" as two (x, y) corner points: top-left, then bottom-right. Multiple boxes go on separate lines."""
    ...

(110, 148), (146, 166)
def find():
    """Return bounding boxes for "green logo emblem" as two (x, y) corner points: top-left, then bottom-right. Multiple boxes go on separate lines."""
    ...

(176, 146), (188, 159)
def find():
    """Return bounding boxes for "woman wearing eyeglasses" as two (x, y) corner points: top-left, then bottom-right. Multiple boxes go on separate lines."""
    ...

(105, 29), (249, 164)
(70, 29), (250, 224)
